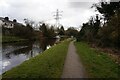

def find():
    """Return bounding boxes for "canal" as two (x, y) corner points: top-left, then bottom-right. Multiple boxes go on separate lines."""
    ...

(0, 38), (58, 74)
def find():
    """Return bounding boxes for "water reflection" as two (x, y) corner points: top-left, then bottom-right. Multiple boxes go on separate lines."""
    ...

(1, 38), (57, 74)
(39, 38), (56, 50)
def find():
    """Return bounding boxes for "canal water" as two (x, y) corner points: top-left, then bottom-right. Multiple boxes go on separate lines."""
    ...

(0, 38), (57, 74)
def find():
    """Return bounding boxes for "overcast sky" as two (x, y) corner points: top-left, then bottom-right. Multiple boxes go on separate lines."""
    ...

(0, 0), (102, 29)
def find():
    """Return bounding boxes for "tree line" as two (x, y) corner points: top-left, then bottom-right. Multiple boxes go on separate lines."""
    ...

(2, 17), (79, 40)
(39, 23), (78, 39)
(76, 0), (120, 49)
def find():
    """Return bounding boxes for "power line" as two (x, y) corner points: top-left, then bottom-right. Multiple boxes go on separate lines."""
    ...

(53, 9), (63, 28)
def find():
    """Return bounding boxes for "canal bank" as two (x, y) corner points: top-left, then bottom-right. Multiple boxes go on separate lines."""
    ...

(2, 39), (71, 78)
(1, 36), (27, 43)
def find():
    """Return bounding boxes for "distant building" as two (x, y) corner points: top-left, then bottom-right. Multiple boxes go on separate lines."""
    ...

(0, 17), (22, 28)
(0, 17), (23, 35)
(0, 17), (14, 28)
(0, 17), (4, 27)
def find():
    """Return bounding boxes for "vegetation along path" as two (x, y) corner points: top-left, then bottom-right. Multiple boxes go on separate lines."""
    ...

(61, 41), (86, 78)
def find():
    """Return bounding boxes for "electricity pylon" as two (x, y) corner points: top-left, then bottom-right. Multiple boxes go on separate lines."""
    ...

(53, 9), (63, 28)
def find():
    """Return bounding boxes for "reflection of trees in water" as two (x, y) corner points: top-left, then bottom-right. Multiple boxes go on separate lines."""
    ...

(4, 41), (33, 59)
(39, 38), (56, 51)
(30, 50), (33, 57)
(3, 39), (56, 59)
(5, 53), (11, 59)
(13, 46), (32, 55)
(5, 46), (33, 59)
(2, 41), (33, 49)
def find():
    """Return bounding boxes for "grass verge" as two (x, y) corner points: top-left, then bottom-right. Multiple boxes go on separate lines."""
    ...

(2, 39), (71, 78)
(1, 36), (27, 43)
(75, 42), (120, 78)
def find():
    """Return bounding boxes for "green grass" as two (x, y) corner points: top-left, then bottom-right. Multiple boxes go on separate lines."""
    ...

(75, 42), (120, 78)
(1, 36), (27, 43)
(2, 39), (71, 78)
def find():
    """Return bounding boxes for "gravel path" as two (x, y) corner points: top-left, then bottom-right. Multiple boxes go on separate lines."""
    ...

(61, 41), (86, 78)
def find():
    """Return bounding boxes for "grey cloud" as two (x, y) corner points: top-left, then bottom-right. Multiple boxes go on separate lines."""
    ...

(1, 0), (97, 28)
(69, 2), (93, 9)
